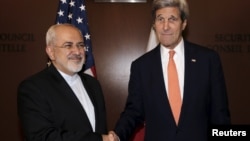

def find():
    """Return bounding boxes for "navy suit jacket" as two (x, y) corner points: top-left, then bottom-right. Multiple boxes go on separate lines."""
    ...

(114, 41), (231, 141)
(17, 64), (107, 141)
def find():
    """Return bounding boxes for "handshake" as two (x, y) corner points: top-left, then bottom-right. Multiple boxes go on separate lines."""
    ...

(102, 131), (119, 141)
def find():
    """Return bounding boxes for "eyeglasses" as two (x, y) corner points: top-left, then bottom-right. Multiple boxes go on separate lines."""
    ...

(54, 42), (86, 50)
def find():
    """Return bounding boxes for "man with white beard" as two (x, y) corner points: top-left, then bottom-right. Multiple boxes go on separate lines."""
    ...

(17, 24), (114, 141)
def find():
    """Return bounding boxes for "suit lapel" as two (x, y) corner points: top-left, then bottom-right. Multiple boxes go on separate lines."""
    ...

(48, 65), (93, 128)
(150, 46), (168, 99)
(79, 75), (96, 107)
(178, 41), (198, 125)
(78, 74), (99, 131)
(150, 46), (175, 122)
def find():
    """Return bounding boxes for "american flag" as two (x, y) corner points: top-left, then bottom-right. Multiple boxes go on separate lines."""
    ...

(146, 27), (158, 52)
(55, 0), (96, 77)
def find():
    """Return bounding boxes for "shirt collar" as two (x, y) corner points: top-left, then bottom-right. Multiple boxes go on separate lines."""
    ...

(160, 38), (184, 57)
(58, 70), (79, 85)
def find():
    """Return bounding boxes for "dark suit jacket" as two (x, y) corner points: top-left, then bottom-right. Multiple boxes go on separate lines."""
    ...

(114, 41), (231, 141)
(17, 64), (107, 141)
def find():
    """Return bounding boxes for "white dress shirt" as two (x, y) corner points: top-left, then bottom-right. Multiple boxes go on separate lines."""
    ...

(160, 38), (185, 99)
(59, 70), (96, 131)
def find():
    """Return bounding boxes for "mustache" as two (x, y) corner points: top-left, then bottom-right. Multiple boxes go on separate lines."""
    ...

(68, 54), (83, 60)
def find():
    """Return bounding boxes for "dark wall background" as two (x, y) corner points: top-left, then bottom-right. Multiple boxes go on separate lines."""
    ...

(0, 0), (250, 140)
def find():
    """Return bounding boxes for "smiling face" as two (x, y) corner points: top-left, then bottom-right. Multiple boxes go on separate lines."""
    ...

(154, 6), (187, 49)
(46, 25), (85, 76)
